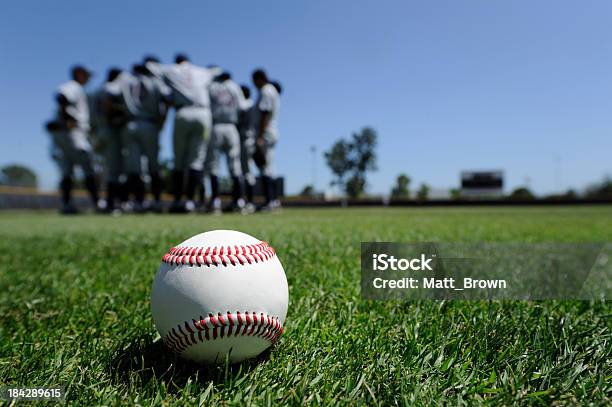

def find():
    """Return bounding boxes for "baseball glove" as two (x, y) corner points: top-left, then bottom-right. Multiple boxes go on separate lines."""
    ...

(45, 120), (64, 132)
(253, 144), (267, 169)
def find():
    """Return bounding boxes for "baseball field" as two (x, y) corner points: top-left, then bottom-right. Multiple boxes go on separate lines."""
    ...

(1, 207), (611, 405)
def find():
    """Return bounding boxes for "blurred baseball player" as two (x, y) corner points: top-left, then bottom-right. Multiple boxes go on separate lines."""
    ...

(90, 67), (128, 213)
(206, 71), (247, 214)
(238, 85), (257, 212)
(252, 69), (281, 211)
(105, 60), (169, 213)
(104, 68), (146, 212)
(146, 54), (220, 213)
(46, 65), (101, 214)
(136, 56), (169, 211)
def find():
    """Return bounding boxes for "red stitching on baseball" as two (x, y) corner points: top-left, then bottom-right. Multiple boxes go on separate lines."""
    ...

(162, 311), (284, 354)
(161, 242), (277, 268)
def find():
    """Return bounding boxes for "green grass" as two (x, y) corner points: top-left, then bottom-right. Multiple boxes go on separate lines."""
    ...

(1, 207), (611, 405)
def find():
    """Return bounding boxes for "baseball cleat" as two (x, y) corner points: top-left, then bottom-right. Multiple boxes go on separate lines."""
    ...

(243, 203), (256, 214)
(257, 203), (273, 213)
(184, 200), (196, 213)
(60, 204), (79, 215)
(169, 201), (188, 214)
(149, 201), (164, 214)
(210, 198), (223, 216)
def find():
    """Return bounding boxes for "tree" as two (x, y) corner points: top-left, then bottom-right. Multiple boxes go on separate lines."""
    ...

(0, 164), (38, 188)
(300, 185), (315, 197)
(508, 187), (535, 200)
(324, 139), (352, 193)
(563, 189), (578, 199)
(585, 177), (612, 199)
(450, 188), (462, 200)
(350, 128), (377, 179)
(391, 174), (411, 199)
(544, 189), (578, 200)
(416, 183), (430, 201)
(346, 127), (378, 198)
(346, 175), (366, 199)
(324, 127), (378, 198)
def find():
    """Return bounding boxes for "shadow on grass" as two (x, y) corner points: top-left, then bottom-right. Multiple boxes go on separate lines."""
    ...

(108, 334), (272, 391)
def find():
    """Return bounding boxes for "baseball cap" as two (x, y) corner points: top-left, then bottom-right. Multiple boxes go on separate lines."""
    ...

(143, 54), (160, 64)
(71, 64), (93, 78)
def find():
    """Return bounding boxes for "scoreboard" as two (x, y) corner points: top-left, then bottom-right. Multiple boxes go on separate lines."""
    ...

(460, 171), (504, 198)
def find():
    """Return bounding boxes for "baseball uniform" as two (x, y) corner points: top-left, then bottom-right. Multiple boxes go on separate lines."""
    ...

(89, 86), (123, 184)
(146, 60), (220, 206)
(108, 71), (168, 177)
(207, 78), (245, 177)
(47, 77), (101, 210)
(238, 98), (257, 186)
(254, 82), (280, 177)
(50, 80), (95, 178)
(148, 61), (219, 172)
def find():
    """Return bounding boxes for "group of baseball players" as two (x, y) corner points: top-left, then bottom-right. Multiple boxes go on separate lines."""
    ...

(46, 54), (282, 215)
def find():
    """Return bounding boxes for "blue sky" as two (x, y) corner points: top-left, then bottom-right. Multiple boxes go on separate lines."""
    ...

(1, 1), (611, 195)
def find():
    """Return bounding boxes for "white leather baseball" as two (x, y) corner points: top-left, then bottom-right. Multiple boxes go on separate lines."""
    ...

(151, 230), (289, 364)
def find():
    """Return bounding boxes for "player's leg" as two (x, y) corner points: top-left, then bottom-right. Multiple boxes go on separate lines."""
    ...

(58, 146), (76, 213)
(184, 128), (203, 211)
(49, 129), (75, 212)
(243, 149), (255, 203)
(77, 149), (101, 208)
(142, 122), (163, 211)
(259, 146), (273, 208)
(265, 140), (280, 208)
(59, 172), (75, 214)
(258, 135), (278, 210)
(115, 126), (130, 210)
(100, 127), (122, 212)
(196, 145), (208, 211)
(240, 133), (256, 212)
(123, 123), (146, 211)
(207, 124), (223, 213)
(69, 128), (101, 210)
(225, 125), (245, 210)
(196, 168), (206, 210)
(183, 112), (209, 211)
(170, 114), (189, 210)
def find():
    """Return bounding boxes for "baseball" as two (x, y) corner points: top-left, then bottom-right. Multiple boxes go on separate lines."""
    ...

(151, 230), (289, 364)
